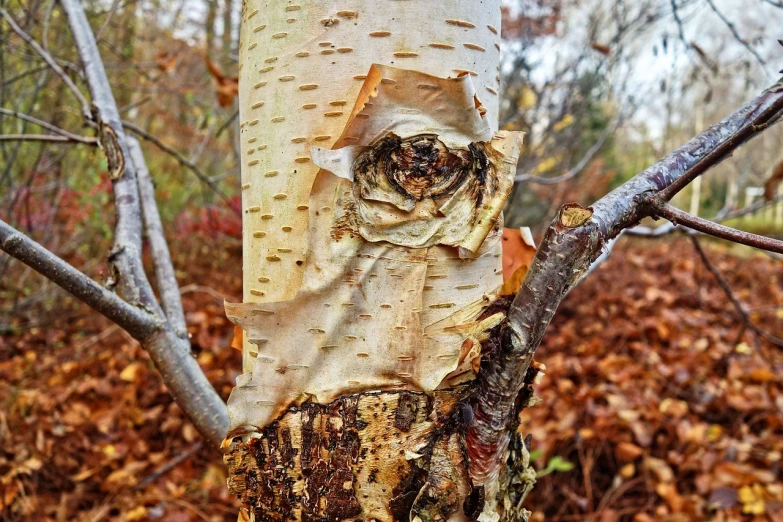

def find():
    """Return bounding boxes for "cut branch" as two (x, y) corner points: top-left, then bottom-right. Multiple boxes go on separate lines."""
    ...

(655, 203), (783, 254)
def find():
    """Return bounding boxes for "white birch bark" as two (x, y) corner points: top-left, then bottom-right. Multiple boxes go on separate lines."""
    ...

(226, 3), (530, 521)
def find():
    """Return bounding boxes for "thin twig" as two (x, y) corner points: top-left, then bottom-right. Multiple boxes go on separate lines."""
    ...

(670, 0), (689, 52)
(75, 324), (122, 351)
(0, 6), (91, 119)
(123, 120), (239, 212)
(656, 203), (783, 254)
(0, 64), (51, 88)
(515, 116), (617, 185)
(180, 283), (235, 302)
(690, 236), (783, 347)
(135, 441), (203, 487)
(0, 133), (97, 144)
(716, 194), (783, 222)
(704, 0), (769, 75)
(215, 109), (238, 138)
(0, 107), (94, 142)
(95, 0), (122, 42)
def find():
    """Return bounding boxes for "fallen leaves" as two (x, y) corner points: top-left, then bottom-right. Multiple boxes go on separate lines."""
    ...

(2, 233), (782, 521)
(524, 238), (783, 521)
(0, 250), (242, 521)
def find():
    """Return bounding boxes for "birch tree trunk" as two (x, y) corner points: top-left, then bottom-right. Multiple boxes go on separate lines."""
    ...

(224, 2), (533, 521)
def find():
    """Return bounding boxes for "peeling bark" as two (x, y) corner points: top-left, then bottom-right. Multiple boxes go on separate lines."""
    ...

(228, 0), (783, 520)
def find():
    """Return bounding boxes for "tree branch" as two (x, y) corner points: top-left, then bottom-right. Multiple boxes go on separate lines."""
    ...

(60, 0), (155, 308)
(0, 133), (97, 144)
(123, 120), (239, 212)
(704, 0), (769, 75)
(0, 219), (157, 338)
(655, 203), (783, 254)
(0, 6), (91, 119)
(59, 0), (228, 448)
(0, 107), (95, 143)
(716, 194), (783, 222)
(467, 80), (783, 481)
(129, 137), (188, 339)
(515, 115), (617, 185)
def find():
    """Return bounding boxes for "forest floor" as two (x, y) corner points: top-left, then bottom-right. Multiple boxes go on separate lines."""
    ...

(1, 236), (782, 522)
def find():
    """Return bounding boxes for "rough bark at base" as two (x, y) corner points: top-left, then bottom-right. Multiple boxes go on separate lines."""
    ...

(224, 387), (536, 522)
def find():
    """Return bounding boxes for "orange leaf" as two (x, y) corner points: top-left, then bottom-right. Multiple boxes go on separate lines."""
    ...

(501, 227), (536, 280)
(204, 55), (239, 107)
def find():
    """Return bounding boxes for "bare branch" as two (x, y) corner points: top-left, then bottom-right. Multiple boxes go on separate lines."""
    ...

(0, 64), (51, 88)
(0, 133), (97, 144)
(60, 0), (156, 308)
(468, 81), (783, 479)
(0, 107), (94, 143)
(0, 6), (91, 119)
(0, 219), (158, 338)
(704, 0), (769, 75)
(516, 118), (616, 185)
(215, 109), (239, 138)
(654, 203), (783, 254)
(136, 441), (204, 487)
(670, 0), (689, 51)
(761, 0), (783, 7)
(691, 236), (783, 347)
(716, 194), (783, 222)
(129, 137), (188, 339)
(123, 120), (239, 212)
(95, 0), (122, 43)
